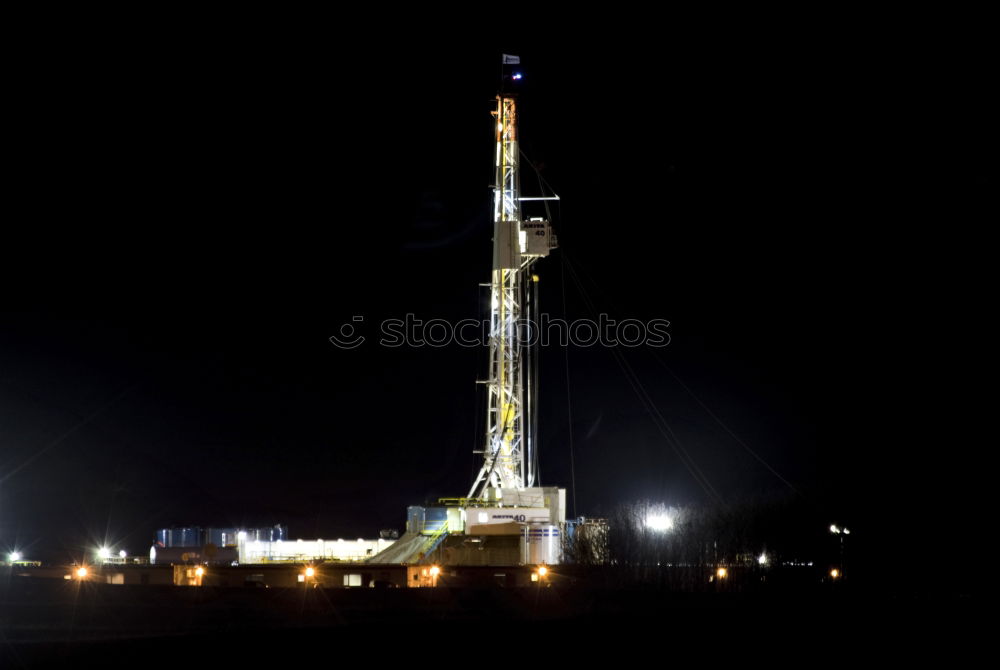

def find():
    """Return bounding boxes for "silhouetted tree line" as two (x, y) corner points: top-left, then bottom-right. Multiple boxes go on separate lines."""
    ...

(563, 497), (833, 589)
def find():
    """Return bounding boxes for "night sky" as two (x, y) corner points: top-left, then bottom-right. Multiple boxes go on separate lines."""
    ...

(2, 29), (993, 574)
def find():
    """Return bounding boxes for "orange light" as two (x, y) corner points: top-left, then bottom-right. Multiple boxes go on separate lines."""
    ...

(76, 567), (88, 578)
(716, 567), (728, 579)
(305, 567), (315, 578)
(195, 566), (205, 577)
(830, 568), (840, 579)
(537, 566), (548, 577)
(429, 565), (441, 577)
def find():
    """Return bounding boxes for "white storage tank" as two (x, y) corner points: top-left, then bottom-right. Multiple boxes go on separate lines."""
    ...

(521, 524), (561, 565)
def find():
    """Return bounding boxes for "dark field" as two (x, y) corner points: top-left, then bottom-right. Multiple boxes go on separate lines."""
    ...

(0, 577), (986, 666)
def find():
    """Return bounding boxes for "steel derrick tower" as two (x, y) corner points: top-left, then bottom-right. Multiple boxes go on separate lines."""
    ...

(468, 91), (556, 499)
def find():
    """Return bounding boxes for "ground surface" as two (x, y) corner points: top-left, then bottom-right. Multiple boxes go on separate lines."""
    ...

(0, 578), (987, 666)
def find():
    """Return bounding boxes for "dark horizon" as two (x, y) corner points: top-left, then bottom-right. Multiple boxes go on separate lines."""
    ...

(2, 34), (992, 581)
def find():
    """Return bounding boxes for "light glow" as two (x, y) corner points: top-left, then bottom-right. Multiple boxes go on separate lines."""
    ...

(716, 568), (728, 579)
(830, 568), (840, 579)
(429, 566), (440, 577)
(97, 547), (111, 560)
(305, 567), (315, 577)
(646, 515), (674, 532)
(537, 565), (548, 577)
(829, 525), (840, 534)
(195, 566), (205, 577)
(9, 551), (21, 562)
(76, 567), (88, 578)
(758, 553), (768, 566)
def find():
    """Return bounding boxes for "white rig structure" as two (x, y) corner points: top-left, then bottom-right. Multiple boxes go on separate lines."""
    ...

(370, 65), (568, 567)
(468, 90), (558, 499)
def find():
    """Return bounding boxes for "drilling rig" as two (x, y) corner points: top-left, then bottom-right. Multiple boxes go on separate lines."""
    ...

(371, 59), (566, 566)
(468, 86), (558, 498)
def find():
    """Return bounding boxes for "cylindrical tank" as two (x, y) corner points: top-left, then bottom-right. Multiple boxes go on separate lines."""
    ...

(149, 545), (238, 565)
(521, 524), (561, 565)
(204, 528), (240, 547)
(156, 525), (285, 547)
(155, 527), (202, 547)
(242, 525), (287, 543)
(406, 507), (447, 533)
(176, 527), (202, 547)
(407, 506), (425, 533)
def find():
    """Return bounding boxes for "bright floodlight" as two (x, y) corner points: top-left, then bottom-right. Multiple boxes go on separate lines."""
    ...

(305, 567), (315, 577)
(429, 565), (441, 577)
(537, 566), (548, 577)
(97, 546), (111, 559)
(9, 551), (22, 562)
(646, 515), (674, 532)
(829, 525), (840, 534)
(758, 553), (768, 566)
(76, 567), (88, 578)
